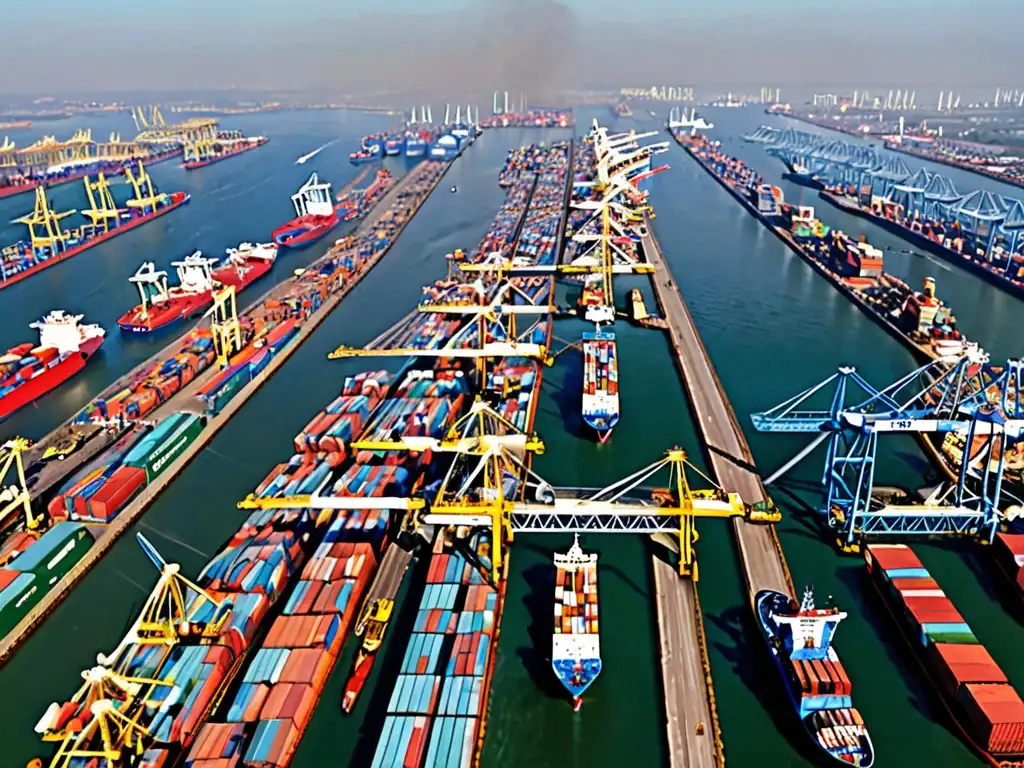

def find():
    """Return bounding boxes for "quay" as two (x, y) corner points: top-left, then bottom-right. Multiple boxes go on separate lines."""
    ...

(0, 159), (457, 666)
(641, 218), (795, 768)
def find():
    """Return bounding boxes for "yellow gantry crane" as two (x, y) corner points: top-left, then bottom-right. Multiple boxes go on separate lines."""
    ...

(0, 437), (42, 534)
(209, 285), (242, 368)
(81, 174), (124, 234)
(15, 188), (76, 253)
(35, 534), (232, 768)
(123, 162), (167, 213)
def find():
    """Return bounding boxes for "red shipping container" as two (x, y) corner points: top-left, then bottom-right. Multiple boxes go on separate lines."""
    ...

(995, 532), (1024, 569)
(866, 544), (923, 573)
(891, 577), (940, 592)
(958, 683), (1024, 755)
(86, 466), (147, 522)
(930, 644), (1009, 700)
(280, 648), (324, 684)
(264, 719), (301, 765)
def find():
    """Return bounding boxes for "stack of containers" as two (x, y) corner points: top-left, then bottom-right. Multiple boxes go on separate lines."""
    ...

(865, 544), (1024, 756)
(0, 522), (94, 637)
(119, 412), (206, 484)
(372, 535), (499, 768)
(472, 170), (540, 262)
(513, 142), (571, 267)
(181, 362), (464, 767)
(78, 330), (216, 423)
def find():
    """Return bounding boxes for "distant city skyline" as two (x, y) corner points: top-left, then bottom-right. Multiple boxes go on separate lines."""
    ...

(2, 0), (1022, 95)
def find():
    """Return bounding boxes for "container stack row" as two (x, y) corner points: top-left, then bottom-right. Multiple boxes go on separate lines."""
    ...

(474, 165), (540, 262)
(48, 413), (206, 523)
(371, 535), (498, 768)
(513, 141), (571, 267)
(78, 329), (216, 423)
(865, 544), (1024, 756)
(0, 521), (94, 636)
(554, 560), (598, 636)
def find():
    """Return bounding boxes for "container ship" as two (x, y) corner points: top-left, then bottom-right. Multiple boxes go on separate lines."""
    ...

(341, 597), (394, 712)
(0, 311), (105, 421)
(479, 109), (573, 129)
(336, 169), (396, 224)
(674, 133), (970, 364)
(117, 245), (277, 334)
(581, 330), (619, 444)
(0, 162), (189, 290)
(818, 183), (1024, 301)
(756, 587), (874, 766)
(272, 172), (340, 247)
(865, 544), (1024, 764)
(182, 130), (269, 170)
(552, 534), (601, 711)
(512, 140), (572, 266)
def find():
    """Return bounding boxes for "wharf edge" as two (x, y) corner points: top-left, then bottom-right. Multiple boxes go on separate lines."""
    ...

(674, 136), (964, 487)
(0, 159), (457, 667)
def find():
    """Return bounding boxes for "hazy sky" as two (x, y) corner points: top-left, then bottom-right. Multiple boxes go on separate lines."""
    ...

(2, 0), (1022, 95)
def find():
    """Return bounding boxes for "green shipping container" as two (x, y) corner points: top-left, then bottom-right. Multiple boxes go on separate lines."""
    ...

(0, 572), (40, 638)
(926, 630), (978, 645)
(210, 369), (250, 416)
(12, 524), (95, 588)
(125, 414), (206, 483)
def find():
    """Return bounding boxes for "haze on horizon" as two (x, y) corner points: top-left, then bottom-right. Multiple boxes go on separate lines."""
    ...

(3, 0), (1021, 97)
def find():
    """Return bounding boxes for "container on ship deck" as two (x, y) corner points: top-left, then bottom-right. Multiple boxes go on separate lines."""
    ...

(958, 683), (1024, 755)
(372, 715), (432, 768)
(928, 642), (1008, 699)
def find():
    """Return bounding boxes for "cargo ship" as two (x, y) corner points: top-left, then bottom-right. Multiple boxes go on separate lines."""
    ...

(405, 131), (428, 158)
(552, 534), (601, 711)
(0, 163), (189, 290)
(674, 133), (970, 364)
(581, 330), (619, 444)
(865, 544), (1024, 765)
(182, 131), (269, 170)
(0, 311), (105, 421)
(117, 245), (276, 333)
(384, 135), (404, 156)
(272, 172), (340, 247)
(818, 184), (1024, 301)
(341, 597), (394, 713)
(756, 587), (874, 766)
(0, 120), (31, 130)
(336, 169), (396, 224)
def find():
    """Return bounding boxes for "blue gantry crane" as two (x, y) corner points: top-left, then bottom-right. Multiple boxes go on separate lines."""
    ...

(751, 346), (1024, 551)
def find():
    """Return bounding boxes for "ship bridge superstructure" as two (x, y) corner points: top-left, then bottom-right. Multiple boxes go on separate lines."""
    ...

(751, 345), (1024, 548)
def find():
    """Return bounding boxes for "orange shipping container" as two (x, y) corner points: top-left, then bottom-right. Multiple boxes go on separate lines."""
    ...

(958, 683), (1024, 755)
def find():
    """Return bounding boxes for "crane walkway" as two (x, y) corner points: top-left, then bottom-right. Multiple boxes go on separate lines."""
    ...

(641, 217), (793, 602)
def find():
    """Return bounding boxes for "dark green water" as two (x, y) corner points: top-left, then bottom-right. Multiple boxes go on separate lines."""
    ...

(0, 106), (1022, 768)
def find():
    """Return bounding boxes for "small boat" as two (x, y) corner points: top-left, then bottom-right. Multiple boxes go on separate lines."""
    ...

(756, 587), (875, 767)
(0, 311), (105, 421)
(341, 597), (394, 713)
(552, 535), (601, 712)
(272, 173), (339, 247)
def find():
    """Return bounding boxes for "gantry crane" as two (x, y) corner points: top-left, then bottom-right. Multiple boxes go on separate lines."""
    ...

(208, 285), (242, 368)
(752, 345), (1024, 549)
(0, 437), (40, 534)
(35, 534), (232, 767)
(80, 174), (124, 234)
(15, 187), (76, 254)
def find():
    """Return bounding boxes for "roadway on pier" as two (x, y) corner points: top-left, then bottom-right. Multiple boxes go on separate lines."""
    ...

(641, 220), (792, 602)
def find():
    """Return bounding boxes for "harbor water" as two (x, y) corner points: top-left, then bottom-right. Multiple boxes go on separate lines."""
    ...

(0, 106), (1022, 768)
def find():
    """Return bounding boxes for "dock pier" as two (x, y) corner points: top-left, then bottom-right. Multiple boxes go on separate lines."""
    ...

(640, 217), (795, 768)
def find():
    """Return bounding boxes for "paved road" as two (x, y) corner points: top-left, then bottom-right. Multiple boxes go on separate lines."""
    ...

(653, 556), (719, 768)
(642, 224), (791, 601)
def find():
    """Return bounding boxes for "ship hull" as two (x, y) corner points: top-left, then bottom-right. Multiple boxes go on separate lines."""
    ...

(756, 590), (875, 767)
(0, 336), (104, 421)
(117, 290), (214, 334)
(182, 138), (268, 170)
(211, 258), (275, 290)
(1, 191), (190, 291)
(272, 212), (340, 248)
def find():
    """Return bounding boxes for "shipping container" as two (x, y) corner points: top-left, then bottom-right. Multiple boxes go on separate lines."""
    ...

(125, 413), (206, 482)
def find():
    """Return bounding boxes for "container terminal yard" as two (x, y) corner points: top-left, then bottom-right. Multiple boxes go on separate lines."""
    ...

(4, 99), (1024, 768)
